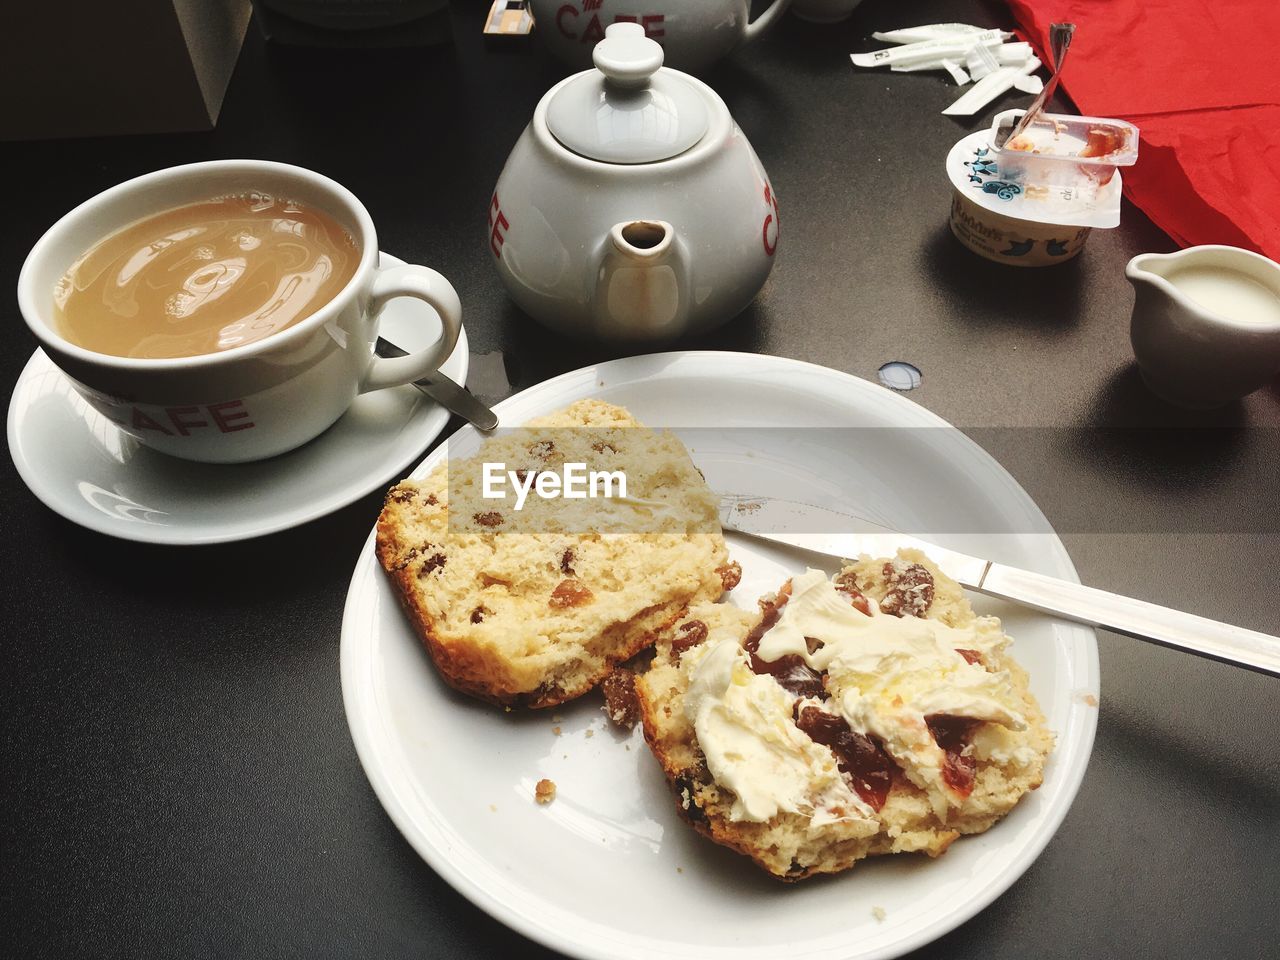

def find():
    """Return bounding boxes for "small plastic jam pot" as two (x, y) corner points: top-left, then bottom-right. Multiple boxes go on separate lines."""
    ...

(989, 109), (1139, 200)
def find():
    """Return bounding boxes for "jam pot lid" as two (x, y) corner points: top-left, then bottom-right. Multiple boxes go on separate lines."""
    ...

(545, 23), (710, 164)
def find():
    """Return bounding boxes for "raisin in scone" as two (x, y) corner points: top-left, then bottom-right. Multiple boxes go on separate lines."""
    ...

(636, 549), (1054, 880)
(376, 399), (735, 709)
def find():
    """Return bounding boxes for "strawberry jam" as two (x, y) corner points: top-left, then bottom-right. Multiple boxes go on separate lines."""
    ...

(751, 654), (827, 699)
(795, 706), (897, 811)
(924, 714), (985, 798)
(742, 584), (826, 698)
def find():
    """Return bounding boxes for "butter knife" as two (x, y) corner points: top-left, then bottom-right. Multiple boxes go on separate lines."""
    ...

(717, 494), (1280, 678)
(375, 337), (498, 432)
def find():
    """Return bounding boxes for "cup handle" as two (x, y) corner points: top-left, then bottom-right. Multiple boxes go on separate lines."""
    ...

(743, 0), (793, 43)
(359, 264), (462, 393)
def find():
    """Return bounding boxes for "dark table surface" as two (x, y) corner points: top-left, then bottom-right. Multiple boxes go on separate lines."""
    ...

(3, 2), (1278, 958)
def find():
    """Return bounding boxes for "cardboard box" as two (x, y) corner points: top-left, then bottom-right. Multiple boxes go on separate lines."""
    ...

(0, 0), (251, 141)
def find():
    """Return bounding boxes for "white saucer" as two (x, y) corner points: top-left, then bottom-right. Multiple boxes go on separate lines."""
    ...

(7, 253), (469, 545)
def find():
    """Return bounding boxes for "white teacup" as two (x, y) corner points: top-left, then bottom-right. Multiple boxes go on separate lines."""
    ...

(18, 160), (462, 464)
(1127, 245), (1280, 409)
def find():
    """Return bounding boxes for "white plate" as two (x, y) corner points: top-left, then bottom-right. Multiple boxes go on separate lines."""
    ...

(340, 352), (1099, 960)
(6, 253), (468, 545)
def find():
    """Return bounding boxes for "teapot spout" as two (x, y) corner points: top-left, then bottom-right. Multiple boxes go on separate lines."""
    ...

(613, 220), (673, 257)
(591, 220), (690, 338)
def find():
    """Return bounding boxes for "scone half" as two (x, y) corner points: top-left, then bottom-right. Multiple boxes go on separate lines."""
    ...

(637, 550), (1054, 880)
(376, 399), (738, 708)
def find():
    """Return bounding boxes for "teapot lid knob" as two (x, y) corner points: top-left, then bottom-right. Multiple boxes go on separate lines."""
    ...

(545, 21), (710, 164)
(593, 22), (664, 89)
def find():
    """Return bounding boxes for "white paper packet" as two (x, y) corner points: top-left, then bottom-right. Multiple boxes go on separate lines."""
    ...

(871, 23), (988, 44)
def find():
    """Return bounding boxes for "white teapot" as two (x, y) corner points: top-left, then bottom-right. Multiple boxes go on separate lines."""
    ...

(528, 0), (792, 73)
(489, 23), (780, 341)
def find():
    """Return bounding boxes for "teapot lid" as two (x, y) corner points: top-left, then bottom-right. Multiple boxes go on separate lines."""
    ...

(545, 23), (710, 164)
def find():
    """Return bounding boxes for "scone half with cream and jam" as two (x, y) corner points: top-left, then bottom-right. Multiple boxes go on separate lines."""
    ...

(376, 399), (738, 709)
(636, 549), (1054, 880)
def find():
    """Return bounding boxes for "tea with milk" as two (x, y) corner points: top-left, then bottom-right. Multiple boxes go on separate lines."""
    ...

(53, 194), (358, 359)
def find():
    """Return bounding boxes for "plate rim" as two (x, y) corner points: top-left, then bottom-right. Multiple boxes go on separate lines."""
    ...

(340, 349), (1100, 960)
(5, 254), (468, 546)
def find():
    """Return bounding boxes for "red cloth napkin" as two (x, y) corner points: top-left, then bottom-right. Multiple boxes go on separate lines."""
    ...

(1006, 0), (1280, 259)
